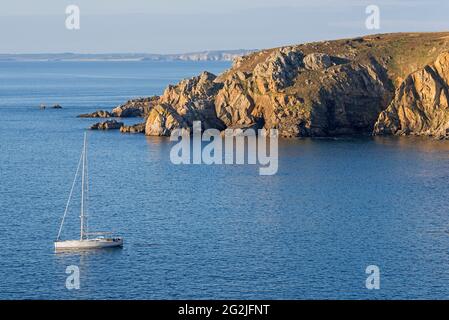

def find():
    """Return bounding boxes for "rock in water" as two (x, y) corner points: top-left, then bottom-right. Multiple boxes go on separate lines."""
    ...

(303, 53), (333, 70)
(374, 52), (449, 138)
(78, 110), (113, 118)
(145, 71), (225, 136)
(90, 120), (124, 130)
(112, 97), (158, 117)
(145, 104), (188, 136)
(120, 122), (146, 133)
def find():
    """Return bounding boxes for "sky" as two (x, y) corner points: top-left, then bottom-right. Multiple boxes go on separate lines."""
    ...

(0, 0), (448, 54)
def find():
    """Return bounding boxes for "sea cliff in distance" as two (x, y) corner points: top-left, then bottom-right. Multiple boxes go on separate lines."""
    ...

(0, 50), (255, 62)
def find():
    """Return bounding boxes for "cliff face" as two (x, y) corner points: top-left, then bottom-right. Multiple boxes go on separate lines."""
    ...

(112, 97), (158, 117)
(78, 97), (158, 118)
(216, 49), (394, 137)
(374, 52), (449, 138)
(1, 50), (255, 62)
(144, 71), (225, 136)
(211, 49), (393, 137)
(108, 32), (449, 138)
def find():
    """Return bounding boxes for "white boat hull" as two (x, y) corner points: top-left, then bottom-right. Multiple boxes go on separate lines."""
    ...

(54, 238), (123, 251)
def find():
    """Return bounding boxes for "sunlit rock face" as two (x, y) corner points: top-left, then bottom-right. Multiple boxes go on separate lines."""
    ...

(141, 33), (449, 138)
(374, 52), (449, 139)
(145, 71), (225, 136)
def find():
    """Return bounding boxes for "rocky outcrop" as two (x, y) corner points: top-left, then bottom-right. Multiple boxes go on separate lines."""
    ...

(95, 33), (449, 138)
(144, 71), (226, 136)
(304, 59), (394, 136)
(78, 97), (157, 119)
(253, 47), (304, 94)
(214, 49), (393, 137)
(212, 33), (449, 137)
(215, 71), (258, 127)
(303, 53), (333, 70)
(112, 97), (158, 117)
(39, 104), (63, 110)
(145, 104), (187, 136)
(78, 110), (113, 118)
(120, 122), (146, 133)
(374, 52), (449, 138)
(90, 120), (124, 130)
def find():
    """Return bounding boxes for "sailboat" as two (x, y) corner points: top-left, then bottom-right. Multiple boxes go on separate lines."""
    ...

(54, 133), (123, 251)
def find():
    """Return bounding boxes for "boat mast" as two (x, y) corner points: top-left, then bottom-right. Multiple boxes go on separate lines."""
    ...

(56, 149), (83, 241)
(80, 132), (86, 240)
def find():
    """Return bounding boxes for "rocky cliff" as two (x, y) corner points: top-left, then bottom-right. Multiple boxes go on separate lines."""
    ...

(144, 71), (225, 135)
(374, 52), (449, 138)
(80, 33), (449, 138)
(78, 97), (158, 118)
(143, 32), (449, 138)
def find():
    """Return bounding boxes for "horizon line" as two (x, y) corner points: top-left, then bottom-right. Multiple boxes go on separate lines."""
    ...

(0, 49), (257, 56)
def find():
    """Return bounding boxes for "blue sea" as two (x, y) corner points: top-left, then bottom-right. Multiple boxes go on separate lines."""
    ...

(1, 61), (449, 299)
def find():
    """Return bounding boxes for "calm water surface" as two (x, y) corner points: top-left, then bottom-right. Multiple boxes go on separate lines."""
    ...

(1, 61), (449, 299)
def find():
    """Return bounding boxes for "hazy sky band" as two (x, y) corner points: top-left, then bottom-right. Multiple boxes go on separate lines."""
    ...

(0, 0), (447, 53)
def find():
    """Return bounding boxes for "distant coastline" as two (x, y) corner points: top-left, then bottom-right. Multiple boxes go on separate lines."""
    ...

(0, 50), (256, 62)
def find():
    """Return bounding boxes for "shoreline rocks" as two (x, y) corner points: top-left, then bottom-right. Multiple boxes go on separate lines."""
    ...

(78, 110), (113, 118)
(374, 52), (449, 139)
(120, 122), (146, 133)
(79, 33), (449, 139)
(90, 120), (124, 130)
